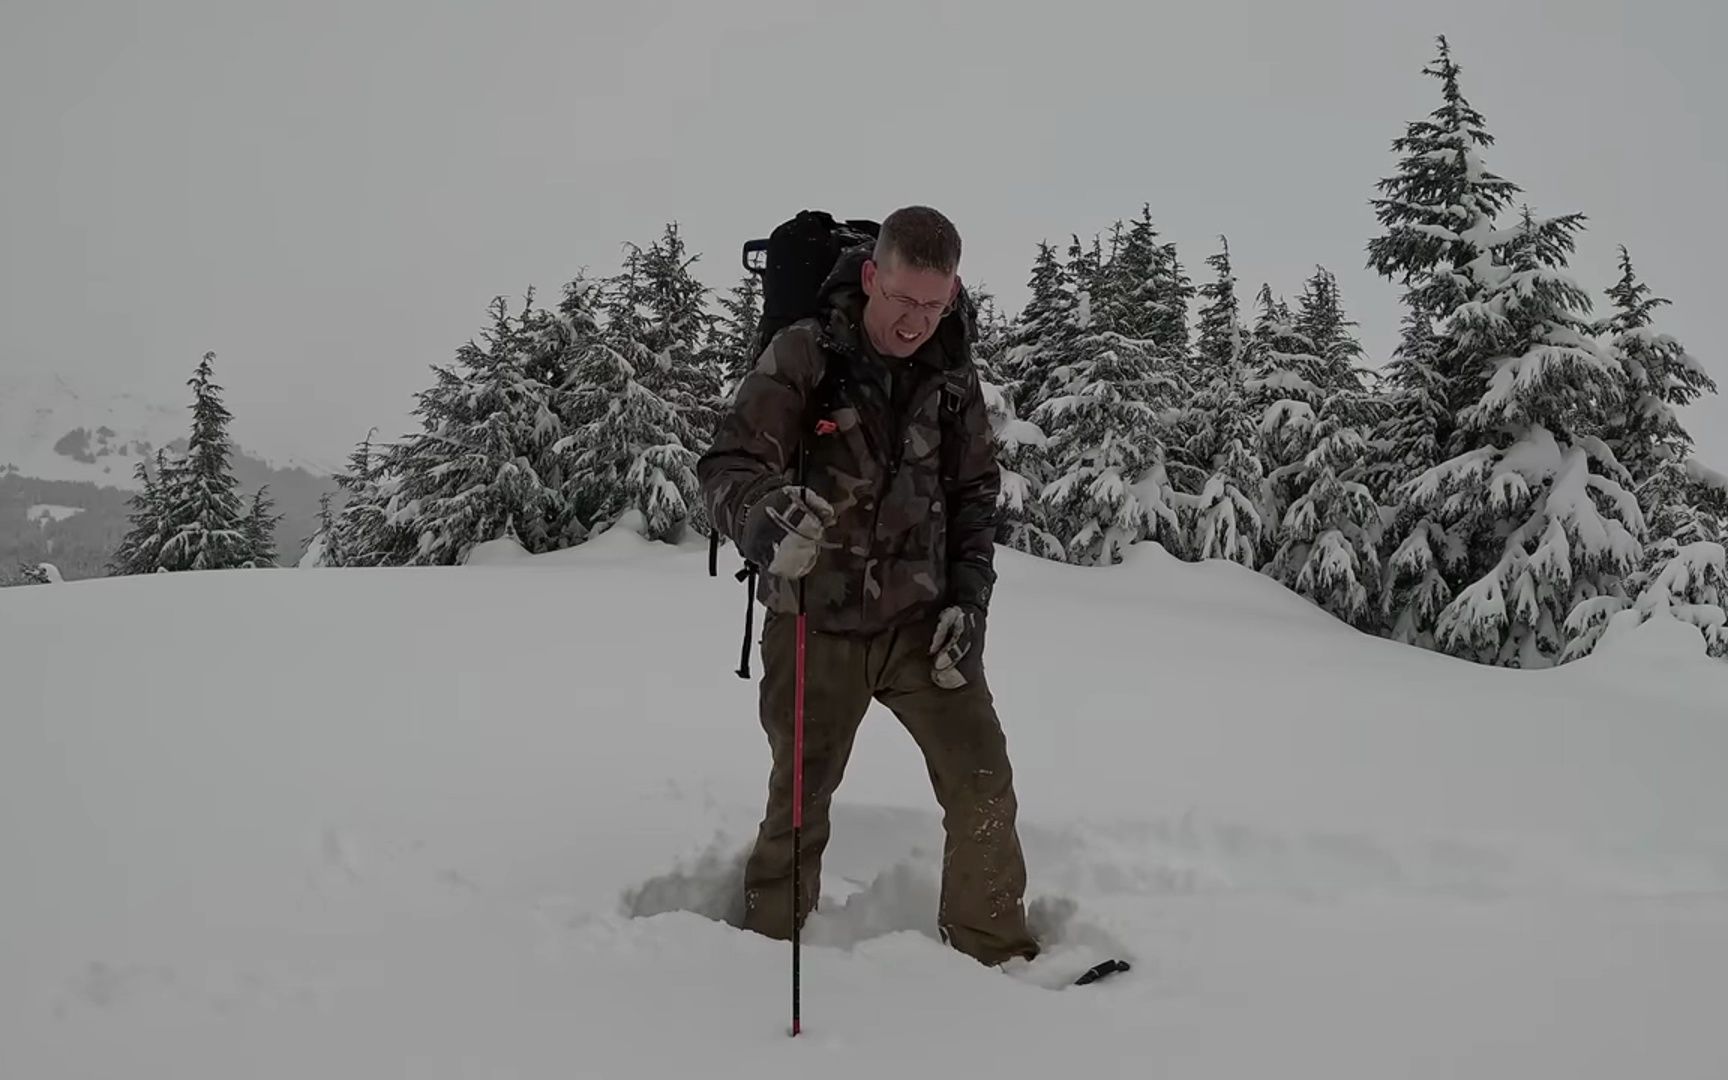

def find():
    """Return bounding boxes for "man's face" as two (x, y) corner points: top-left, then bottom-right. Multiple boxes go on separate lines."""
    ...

(861, 254), (959, 359)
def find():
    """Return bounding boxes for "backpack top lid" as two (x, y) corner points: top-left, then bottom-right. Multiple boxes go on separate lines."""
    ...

(745, 210), (880, 340)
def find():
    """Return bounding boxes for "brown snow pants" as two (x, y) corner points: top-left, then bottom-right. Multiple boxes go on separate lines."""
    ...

(740, 607), (1039, 967)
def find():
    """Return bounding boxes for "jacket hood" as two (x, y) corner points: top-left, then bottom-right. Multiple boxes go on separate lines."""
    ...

(815, 243), (975, 372)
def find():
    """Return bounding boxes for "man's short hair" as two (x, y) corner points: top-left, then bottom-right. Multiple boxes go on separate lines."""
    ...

(874, 205), (962, 274)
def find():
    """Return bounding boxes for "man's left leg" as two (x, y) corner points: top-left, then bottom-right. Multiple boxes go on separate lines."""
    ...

(872, 619), (1040, 967)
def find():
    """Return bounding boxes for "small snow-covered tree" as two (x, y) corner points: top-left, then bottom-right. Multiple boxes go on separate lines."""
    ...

(1566, 541), (1726, 661)
(108, 450), (176, 575)
(241, 485), (283, 568)
(10, 562), (51, 586)
(300, 491), (340, 568)
(327, 430), (400, 567)
(157, 352), (251, 572)
(980, 375), (1062, 561)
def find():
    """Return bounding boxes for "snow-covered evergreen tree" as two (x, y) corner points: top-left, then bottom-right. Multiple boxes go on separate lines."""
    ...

(1293, 267), (1367, 393)
(1097, 206), (1171, 344)
(1556, 249), (1720, 662)
(379, 293), (577, 565)
(981, 374), (1063, 561)
(241, 485), (283, 568)
(300, 491), (340, 568)
(108, 450), (176, 575)
(1033, 294), (1181, 566)
(1001, 241), (1076, 418)
(1597, 246), (1719, 541)
(1363, 299), (1448, 504)
(1147, 235), (1196, 370)
(1403, 207), (1642, 667)
(1175, 238), (1266, 566)
(1566, 540), (1726, 661)
(638, 222), (720, 447)
(708, 268), (762, 402)
(1367, 37), (1541, 650)
(553, 255), (703, 544)
(327, 430), (400, 567)
(10, 562), (52, 586)
(1265, 394), (1385, 628)
(157, 352), (251, 572)
(1193, 237), (1248, 380)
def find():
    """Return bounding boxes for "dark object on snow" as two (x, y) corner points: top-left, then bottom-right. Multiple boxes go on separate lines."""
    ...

(1073, 958), (1132, 986)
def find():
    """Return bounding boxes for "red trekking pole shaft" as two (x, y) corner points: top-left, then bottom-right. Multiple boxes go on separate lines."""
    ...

(791, 444), (808, 1037)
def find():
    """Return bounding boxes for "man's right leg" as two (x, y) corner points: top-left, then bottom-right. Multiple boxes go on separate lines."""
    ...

(740, 609), (872, 940)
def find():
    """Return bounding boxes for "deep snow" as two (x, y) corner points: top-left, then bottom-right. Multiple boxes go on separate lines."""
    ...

(4, 526), (1727, 1078)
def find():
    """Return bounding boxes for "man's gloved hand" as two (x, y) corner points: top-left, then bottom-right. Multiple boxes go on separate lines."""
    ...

(929, 604), (985, 689)
(741, 485), (838, 579)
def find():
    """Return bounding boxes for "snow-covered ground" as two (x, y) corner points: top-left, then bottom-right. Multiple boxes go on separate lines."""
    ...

(4, 527), (1726, 1078)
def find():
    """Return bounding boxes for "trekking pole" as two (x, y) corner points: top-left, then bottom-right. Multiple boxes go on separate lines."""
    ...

(791, 439), (809, 1037)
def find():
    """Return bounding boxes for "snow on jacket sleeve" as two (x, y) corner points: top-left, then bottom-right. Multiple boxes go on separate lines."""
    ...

(697, 324), (828, 554)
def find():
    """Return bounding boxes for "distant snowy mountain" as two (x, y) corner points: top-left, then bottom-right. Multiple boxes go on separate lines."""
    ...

(0, 370), (340, 577)
(0, 370), (335, 486)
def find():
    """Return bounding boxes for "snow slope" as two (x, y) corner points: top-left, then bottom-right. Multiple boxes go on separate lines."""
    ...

(4, 529), (1727, 1078)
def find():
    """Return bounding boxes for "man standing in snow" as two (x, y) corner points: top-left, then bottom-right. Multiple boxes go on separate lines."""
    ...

(698, 205), (1040, 968)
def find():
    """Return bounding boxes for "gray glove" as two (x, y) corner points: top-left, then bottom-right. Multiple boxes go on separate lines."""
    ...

(741, 485), (838, 579)
(929, 604), (985, 689)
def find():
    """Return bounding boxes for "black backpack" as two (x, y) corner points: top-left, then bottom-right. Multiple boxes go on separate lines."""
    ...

(708, 209), (975, 677)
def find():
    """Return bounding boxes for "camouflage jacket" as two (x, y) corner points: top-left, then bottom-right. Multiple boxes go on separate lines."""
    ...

(697, 249), (1001, 636)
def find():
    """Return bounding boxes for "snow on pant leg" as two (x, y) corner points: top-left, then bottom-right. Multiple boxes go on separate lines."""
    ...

(741, 609), (872, 941)
(871, 617), (1040, 967)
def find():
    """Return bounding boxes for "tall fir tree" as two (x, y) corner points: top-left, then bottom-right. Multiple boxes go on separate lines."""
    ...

(1367, 37), (1532, 649)
(157, 353), (251, 572)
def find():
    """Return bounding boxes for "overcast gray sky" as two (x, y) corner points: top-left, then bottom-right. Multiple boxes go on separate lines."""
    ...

(4, 0), (1723, 471)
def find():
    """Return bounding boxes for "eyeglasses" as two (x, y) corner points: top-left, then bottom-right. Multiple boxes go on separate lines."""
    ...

(876, 283), (954, 317)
